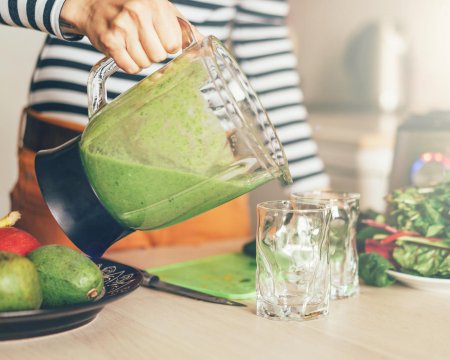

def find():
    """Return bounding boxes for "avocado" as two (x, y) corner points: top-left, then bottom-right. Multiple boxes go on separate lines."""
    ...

(28, 245), (104, 308)
(0, 251), (42, 312)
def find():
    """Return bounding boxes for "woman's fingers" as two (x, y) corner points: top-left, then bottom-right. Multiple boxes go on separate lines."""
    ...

(109, 11), (150, 72)
(169, 2), (204, 43)
(62, 0), (201, 73)
(122, 1), (168, 65)
(112, 48), (141, 74)
(152, 5), (182, 54)
(97, 29), (141, 74)
(137, 15), (168, 63)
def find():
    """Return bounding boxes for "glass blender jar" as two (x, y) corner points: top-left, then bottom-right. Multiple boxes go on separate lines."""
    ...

(35, 20), (292, 257)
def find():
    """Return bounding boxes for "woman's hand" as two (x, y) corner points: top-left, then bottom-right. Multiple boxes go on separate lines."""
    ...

(60, 0), (198, 73)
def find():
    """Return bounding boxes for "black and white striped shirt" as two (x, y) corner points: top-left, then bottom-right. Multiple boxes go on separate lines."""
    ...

(0, 0), (329, 190)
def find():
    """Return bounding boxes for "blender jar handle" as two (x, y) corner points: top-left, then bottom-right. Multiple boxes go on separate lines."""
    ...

(87, 17), (197, 118)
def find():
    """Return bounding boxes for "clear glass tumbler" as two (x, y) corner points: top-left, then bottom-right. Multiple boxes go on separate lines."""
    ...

(291, 191), (360, 299)
(256, 200), (331, 321)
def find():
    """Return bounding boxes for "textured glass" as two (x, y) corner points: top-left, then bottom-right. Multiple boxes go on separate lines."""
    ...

(256, 201), (331, 321)
(292, 191), (360, 299)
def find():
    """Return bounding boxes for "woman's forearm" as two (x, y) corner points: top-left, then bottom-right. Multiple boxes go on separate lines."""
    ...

(0, 0), (79, 39)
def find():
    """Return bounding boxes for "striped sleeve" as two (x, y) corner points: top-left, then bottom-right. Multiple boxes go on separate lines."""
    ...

(0, 0), (80, 40)
(231, 0), (329, 191)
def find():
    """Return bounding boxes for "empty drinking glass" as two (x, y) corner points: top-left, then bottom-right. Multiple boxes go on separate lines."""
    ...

(256, 200), (331, 321)
(291, 191), (360, 299)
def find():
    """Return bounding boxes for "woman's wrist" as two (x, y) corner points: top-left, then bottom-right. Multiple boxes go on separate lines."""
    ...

(60, 19), (80, 35)
(60, 0), (89, 35)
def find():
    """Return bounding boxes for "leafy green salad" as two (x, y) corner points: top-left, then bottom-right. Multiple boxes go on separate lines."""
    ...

(358, 180), (450, 287)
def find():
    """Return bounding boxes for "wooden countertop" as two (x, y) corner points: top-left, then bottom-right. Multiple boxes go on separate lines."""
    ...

(2, 239), (450, 360)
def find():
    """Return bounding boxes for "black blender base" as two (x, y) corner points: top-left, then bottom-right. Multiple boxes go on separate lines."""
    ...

(34, 136), (132, 257)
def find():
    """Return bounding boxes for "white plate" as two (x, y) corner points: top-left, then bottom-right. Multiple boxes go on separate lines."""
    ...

(387, 270), (450, 294)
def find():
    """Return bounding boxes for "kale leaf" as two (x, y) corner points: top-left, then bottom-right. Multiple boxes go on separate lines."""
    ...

(393, 240), (450, 278)
(358, 252), (396, 287)
(386, 181), (450, 239)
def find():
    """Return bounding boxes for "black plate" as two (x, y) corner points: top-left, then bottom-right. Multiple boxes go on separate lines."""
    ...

(0, 258), (142, 341)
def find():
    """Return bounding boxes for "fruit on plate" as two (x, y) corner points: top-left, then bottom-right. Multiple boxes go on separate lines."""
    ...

(0, 211), (41, 256)
(0, 251), (43, 312)
(28, 245), (104, 308)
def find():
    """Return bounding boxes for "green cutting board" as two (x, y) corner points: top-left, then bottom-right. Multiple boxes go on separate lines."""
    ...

(146, 252), (256, 299)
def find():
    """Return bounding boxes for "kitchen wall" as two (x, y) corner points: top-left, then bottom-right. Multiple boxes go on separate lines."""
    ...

(289, 0), (450, 112)
(0, 28), (44, 215)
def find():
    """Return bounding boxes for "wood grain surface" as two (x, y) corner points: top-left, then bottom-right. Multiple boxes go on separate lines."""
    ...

(2, 239), (449, 360)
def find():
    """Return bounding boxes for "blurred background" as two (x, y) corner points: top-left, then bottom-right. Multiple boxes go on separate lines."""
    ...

(1, 0), (450, 228)
(292, 0), (450, 112)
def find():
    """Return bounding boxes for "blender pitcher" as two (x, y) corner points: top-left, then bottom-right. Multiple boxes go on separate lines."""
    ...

(35, 19), (292, 257)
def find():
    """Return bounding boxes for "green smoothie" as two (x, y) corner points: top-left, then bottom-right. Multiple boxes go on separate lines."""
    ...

(80, 53), (271, 229)
(79, 151), (268, 229)
(81, 55), (233, 174)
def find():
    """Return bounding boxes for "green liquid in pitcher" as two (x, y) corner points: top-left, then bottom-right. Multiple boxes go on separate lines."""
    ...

(79, 151), (267, 229)
(80, 55), (271, 229)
